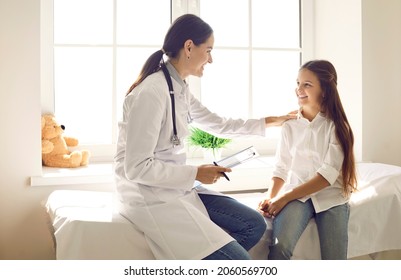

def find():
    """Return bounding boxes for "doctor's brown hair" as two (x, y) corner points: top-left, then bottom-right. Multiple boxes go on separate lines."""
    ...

(301, 60), (357, 196)
(126, 14), (213, 95)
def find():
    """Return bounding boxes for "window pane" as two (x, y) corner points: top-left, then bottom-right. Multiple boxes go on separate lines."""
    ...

(200, 0), (249, 47)
(54, 47), (113, 144)
(201, 50), (249, 118)
(117, 0), (170, 45)
(54, 0), (113, 44)
(116, 47), (159, 120)
(252, 51), (300, 117)
(252, 0), (300, 48)
(47, 0), (304, 155)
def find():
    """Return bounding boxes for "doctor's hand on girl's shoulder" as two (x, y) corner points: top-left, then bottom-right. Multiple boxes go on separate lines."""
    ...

(196, 164), (232, 184)
(264, 110), (298, 127)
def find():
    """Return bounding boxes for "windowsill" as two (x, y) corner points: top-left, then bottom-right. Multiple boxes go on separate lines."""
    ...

(31, 156), (276, 192)
(30, 163), (115, 187)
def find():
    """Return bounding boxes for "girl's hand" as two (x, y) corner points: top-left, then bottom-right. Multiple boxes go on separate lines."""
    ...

(258, 195), (288, 218)
(258, 198), (274, 218)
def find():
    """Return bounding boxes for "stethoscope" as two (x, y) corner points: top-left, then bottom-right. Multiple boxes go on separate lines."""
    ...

(160, 62), (181, 147)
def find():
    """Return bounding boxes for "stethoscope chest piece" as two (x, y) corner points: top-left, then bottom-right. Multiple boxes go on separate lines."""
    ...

(171, 135), (181, 146)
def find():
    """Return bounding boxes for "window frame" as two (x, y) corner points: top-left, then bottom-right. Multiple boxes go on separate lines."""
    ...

(40, 0), (314, 162)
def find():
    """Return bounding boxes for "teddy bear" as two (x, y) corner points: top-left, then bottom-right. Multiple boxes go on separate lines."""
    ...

(41, 116), (54, 154)
(41, 114), (90, 168)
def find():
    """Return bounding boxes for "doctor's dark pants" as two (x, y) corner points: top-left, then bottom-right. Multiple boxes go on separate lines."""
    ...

(199, 194), (266, 260)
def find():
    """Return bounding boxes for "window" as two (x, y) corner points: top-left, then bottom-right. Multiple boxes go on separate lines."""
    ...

(41, 0), (313, 161)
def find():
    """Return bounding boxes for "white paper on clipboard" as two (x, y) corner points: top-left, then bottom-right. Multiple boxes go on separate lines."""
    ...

(216, 146), (259, 168)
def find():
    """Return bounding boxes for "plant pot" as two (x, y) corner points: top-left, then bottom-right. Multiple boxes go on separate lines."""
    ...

(202, 148), (222, 162)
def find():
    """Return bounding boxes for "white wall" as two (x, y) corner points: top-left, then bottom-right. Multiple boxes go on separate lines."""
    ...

(314, 0), (401, 166)
(0, 0), (400, 259)
(0, 0), (114, 259)
(361, 0), (401, 165)
(313, 0), (363, 162)
(0, 0), (47, 259)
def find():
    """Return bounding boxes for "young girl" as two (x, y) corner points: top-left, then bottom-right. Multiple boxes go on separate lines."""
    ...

(259, 60), (357, 259)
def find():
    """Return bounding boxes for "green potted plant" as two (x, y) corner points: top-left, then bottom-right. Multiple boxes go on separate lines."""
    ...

(187, 127), (231, 161)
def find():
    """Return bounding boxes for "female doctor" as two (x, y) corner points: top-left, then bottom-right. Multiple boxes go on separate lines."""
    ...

(114, 14), (295, 260)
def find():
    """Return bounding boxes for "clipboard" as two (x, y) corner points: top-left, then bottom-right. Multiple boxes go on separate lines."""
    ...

(216, 146), (259, 168)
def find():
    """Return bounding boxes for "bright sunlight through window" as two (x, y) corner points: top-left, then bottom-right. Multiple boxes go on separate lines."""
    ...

(42, 0), (309, 161)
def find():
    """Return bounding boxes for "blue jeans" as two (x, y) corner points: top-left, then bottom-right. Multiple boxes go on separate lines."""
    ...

(268, 199), (350, 260)
(199, 194), (266, 260)
(202, 241), (252, 260)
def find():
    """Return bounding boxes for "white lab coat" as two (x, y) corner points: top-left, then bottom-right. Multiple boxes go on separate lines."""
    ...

(114, 62), (266, 259)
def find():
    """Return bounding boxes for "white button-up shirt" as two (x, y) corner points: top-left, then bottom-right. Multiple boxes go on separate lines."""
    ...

(272, 112), (348, 212)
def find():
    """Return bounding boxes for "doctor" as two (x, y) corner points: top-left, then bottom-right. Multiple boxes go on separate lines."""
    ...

(114, 14), (295, 260)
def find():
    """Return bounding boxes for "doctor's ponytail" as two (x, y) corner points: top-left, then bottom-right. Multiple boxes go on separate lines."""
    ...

(126, 50), (164, 95)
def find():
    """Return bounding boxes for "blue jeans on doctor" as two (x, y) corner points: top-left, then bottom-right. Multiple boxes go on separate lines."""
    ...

(199, 194), (266, 260)
(268, 199), (350, 260)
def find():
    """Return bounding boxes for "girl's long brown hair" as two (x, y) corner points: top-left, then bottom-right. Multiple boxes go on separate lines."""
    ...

(301, 60), (357, 196)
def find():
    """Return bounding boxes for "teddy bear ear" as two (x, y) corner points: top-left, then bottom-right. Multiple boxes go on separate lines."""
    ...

(41, 116), (46, 129)
(42, 114), (55, 123)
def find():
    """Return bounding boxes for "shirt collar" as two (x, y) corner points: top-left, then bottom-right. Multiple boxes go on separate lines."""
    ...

(297, 109), (326, 123)
(165, 61), (187, 90)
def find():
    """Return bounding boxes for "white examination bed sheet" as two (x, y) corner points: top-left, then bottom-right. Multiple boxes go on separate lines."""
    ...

(46, 162), (401, 260)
